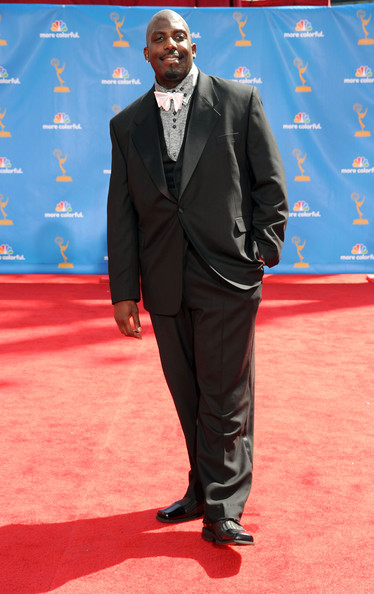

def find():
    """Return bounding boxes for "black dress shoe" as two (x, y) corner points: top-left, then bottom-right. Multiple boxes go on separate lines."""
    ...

(202, 519), (254, 545)
(156, 497), (204, 523)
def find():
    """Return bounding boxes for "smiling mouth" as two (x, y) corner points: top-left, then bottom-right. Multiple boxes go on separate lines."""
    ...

(161, 54), (182, 62)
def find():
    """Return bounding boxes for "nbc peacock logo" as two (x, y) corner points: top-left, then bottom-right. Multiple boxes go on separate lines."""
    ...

(40, 19), (79, 39)
(287, 111), (321, 130)
(232, 66), (262, 85)
(341, 155), (374, 174)
(44, 200), (83, 219)
(56, 201), (72, 213)
(54, 112), (70, 124)
(234, 66), (250, 79)
(294, 112), (310, 124)
(353, 156), (369, 168)
(0, 242), (25, 261)
(285, 19), (323, 38)
(56, 201), (83, 218)
(290, 200), (321, 219)
(0, 156), (11, 169)
(43, 113), (82, 131)
(352, 243), (368, 255)
(296, 20), (312, 32)
(294, 201), (309, 212)
(344, 64), (373, 84)
(52, 20), (67, 33)
(0, 243), (14, 259)
(113, 67), (129, 80)
(356, 65), (373, 78)
(0, 156), (23, 174)
(102, 67), (140, 86)
(341, 242), (374, 262)
(0, 66), (20, 85)
(0, 243), (13, 255)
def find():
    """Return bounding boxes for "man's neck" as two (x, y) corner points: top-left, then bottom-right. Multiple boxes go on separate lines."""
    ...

(155, 63), (198, 92)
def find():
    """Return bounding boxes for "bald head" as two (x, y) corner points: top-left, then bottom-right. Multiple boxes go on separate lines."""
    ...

(146, 10), (192, 45)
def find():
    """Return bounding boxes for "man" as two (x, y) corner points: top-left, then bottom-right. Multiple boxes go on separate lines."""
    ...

(107, 9), (288, 546)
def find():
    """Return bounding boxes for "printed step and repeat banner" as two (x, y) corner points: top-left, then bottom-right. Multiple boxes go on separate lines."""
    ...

(0, 4), (373, 274)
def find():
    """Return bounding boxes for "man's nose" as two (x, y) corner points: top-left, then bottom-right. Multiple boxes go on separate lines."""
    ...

(164, 36), (177, 50)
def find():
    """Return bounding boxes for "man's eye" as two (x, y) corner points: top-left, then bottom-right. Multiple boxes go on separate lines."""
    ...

(175, 34), (186, 41)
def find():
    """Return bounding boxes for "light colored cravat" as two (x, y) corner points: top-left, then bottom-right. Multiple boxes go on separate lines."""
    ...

(154, 91), (184, 112)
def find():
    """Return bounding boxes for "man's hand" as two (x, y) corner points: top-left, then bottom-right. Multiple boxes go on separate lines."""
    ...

(113, 300), (142, 339)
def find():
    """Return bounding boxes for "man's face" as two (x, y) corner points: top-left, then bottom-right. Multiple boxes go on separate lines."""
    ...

(144, 12), (196, 89)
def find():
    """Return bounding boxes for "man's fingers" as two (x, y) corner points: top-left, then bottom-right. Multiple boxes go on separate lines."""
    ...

(125, 320), (142, 339)
(133, 315), (142, 333)
(131, 329), (143, 340)
(113, 300), (142, 339)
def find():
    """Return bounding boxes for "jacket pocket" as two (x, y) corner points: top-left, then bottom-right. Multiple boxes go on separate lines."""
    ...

(235, 217), (262, 264)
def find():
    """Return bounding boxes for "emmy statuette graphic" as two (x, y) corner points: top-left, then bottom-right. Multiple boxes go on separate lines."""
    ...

(0, 107), (11, 137)
(0, 193), (13, 225)
(53, 149), (72, 182)
(0, 107), (11, 138)
(293, 149), (310, 181)
(0, 14), (7, 46)
(353, 103), (371, 137)
(292, 236), (309, 268)
(55, 237), (74, 268)
(51, 58), (70, 93)
(111, 12), (129, 47)
(352, 193), (369, 225)
(233, 12), (252, 46)
(357, 9), (374, 45)
(294, 58), (311, 93)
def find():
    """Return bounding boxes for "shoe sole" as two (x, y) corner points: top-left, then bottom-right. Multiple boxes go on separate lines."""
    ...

(202, 527), (254, 545)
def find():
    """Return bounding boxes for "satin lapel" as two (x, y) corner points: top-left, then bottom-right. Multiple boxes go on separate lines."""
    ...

(179, 71), (221, 200)
(132, 88), (175, 203)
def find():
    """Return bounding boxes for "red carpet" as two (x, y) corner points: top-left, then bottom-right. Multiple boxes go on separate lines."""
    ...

(0, 274), (373, 593)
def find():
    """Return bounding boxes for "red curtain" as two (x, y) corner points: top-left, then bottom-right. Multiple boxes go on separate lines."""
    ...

(0, 1), (330, 6)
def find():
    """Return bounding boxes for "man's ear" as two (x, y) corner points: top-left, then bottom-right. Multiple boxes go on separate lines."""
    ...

(144, 47), (149, 62)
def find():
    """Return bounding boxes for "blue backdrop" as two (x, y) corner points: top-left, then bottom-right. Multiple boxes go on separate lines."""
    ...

(0, 4), (373, 274)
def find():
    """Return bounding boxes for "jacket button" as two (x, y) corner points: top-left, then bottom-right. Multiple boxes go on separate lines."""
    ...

(178, 208), (184, 214)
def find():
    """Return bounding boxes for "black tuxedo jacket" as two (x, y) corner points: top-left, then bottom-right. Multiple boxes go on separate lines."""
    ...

(107, 70), (288, 315)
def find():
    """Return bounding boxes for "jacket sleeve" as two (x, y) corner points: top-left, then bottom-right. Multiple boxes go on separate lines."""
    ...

(107, 119), (141, 304)
(247, 87), (289, 268)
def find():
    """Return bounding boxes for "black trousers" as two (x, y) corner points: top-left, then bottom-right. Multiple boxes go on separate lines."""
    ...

(151, 243), (262, 523)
